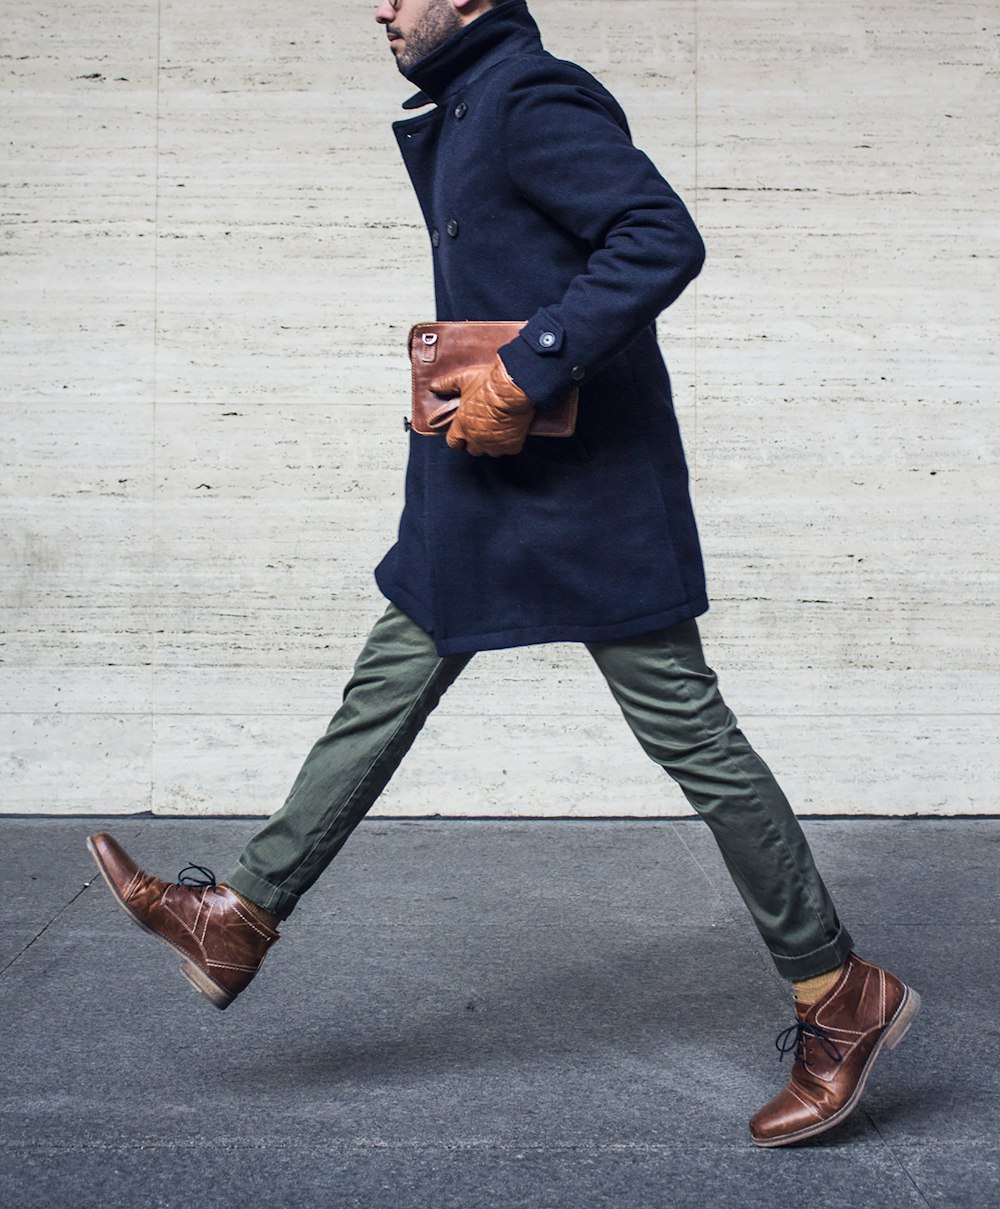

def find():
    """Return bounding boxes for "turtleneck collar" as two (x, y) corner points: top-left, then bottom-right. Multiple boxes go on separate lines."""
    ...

(400, 0), (542, 107)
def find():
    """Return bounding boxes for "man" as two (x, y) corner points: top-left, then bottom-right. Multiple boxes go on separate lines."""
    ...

(87, 0), (919, 1147)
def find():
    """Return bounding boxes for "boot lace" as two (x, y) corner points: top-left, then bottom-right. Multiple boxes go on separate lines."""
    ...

(177, 863), (218, 890)
(774, 1019), (843, 1067)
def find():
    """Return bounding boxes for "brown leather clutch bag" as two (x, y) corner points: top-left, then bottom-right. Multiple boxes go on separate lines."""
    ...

(408, 321), (578, 438)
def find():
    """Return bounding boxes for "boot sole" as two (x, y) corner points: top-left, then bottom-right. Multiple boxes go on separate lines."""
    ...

(86, 836), (234, 1010)
(750, 984), (921, 1147)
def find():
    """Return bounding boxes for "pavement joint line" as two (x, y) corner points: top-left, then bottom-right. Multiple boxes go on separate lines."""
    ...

(0, 818), (154, 980)
(0, 1138), (881, 1155)
(3, 1137), (985, 1154)
(862, 1109), (935, 1209)
(669, 823), (783, 995)
(0, 879), (95, 981)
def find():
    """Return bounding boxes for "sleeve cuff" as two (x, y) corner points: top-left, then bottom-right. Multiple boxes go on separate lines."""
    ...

(498, 310), (587, 411)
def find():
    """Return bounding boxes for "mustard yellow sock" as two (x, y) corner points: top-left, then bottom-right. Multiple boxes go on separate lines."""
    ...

(225, 886), (281, 932)
(792, 963), (846, 1009)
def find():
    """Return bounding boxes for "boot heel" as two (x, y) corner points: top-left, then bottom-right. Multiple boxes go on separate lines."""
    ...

(885, 988), (920, 1050)
(179, 961), (234, 1010)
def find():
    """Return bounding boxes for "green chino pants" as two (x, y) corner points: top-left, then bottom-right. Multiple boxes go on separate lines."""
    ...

(225, 603), (854, 981)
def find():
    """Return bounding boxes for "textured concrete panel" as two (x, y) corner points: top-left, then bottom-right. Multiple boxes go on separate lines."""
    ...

(1, 1), (997, 815)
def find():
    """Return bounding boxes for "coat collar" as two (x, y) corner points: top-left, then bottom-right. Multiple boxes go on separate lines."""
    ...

(400, 0), (542, 108)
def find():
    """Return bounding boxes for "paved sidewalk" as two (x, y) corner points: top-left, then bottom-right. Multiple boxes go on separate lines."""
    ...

(1, 817), (997, 1208)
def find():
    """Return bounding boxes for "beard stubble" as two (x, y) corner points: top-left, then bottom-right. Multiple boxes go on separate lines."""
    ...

(394, 0), (464, 72)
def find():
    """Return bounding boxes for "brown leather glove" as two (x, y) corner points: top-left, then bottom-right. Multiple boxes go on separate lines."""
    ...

(429, 355), (535, 457)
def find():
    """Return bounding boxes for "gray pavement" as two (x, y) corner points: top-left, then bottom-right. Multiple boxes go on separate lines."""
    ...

(1, 816), (997, 1208)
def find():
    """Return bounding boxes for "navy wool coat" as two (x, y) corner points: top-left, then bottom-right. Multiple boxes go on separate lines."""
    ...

(374, 0), (709, 656)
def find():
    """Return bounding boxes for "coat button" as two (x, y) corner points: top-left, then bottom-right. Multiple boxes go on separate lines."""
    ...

(538, 331), (557, 349)
(570, 365), (585, 381)
(454, 101), (468, 120)
(446, 219), (460, 238)
(431, 228), (440, 247)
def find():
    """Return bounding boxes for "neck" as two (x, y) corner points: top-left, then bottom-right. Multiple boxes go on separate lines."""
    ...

(402, 0), (539, 102)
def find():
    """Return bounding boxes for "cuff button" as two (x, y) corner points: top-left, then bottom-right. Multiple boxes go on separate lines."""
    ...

(570, 365), (585, 381)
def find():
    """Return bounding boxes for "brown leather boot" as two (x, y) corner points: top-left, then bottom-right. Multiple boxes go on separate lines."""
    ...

(749, 951), (920, 1146)
(86, 832), (280, 1010)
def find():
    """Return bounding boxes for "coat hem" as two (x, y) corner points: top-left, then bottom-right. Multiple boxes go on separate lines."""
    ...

(376, 571), (709, 656)
(373, 566), (438, 640)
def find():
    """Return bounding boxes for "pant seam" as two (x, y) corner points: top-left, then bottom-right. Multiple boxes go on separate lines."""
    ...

(678, 688), (836, 958)
(593, 636), (837, 965)
(271, 653), (460, 894)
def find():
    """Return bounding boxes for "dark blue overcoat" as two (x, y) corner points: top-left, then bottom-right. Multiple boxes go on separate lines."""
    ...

(374, 0), (709, 655)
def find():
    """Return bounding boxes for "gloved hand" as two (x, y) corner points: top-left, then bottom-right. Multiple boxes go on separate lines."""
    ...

(429, 355), (535, 457)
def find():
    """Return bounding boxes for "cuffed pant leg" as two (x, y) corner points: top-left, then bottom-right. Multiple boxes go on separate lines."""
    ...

(224, 604), (472, 919)
(586, 620), (854, 980)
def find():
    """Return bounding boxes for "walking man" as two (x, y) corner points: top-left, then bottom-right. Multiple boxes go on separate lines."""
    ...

(87, 0), (919, 1147)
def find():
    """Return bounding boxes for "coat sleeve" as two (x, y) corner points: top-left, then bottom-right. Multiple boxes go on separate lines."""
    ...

(495, 66), (705, 410)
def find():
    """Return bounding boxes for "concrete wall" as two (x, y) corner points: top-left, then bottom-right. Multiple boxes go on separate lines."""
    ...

(2, 0), (997, 817)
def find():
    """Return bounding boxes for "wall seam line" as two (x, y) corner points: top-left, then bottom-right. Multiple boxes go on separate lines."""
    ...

(150, 0), (163, 814)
